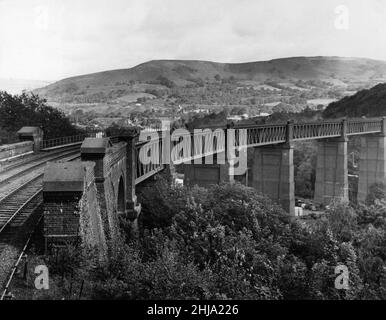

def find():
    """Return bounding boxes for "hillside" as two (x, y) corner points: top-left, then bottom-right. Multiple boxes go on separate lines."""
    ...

(323, 83), (386, 118)
(35, 56), (386, 102)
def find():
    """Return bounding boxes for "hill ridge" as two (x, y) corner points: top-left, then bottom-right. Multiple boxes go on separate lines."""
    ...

(34, 56), (386, 101)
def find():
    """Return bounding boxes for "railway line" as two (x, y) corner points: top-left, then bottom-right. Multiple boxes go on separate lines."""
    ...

(0, 145), (80, 187)
(0, 151), (81, 299)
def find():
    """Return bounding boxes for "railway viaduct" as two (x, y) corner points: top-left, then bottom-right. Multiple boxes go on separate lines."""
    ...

(2, 118), (386, 257)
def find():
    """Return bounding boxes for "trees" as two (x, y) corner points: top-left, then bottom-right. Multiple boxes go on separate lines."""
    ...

(34, 177), (386, 300)
(0, 91), (81, 141)
(156, 76), (176, 89)
(293, 141), (317, 198)
(323, 83), (386, 118)
(134, 180), (386, 299)
(135, 179), (360, 299)
(105, 123), (139, 137)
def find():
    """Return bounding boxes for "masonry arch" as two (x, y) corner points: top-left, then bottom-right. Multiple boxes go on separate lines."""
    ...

(117, 176), (125, 214)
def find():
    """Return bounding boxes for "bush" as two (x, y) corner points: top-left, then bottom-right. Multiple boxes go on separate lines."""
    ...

(156, 76), (176, 89)
(366, 182), (386, 205)
(0, 91), (81, 140)
(37, 181), (386, 300)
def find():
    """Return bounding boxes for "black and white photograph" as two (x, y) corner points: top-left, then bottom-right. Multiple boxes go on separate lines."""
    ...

(0, 0), (386, 310)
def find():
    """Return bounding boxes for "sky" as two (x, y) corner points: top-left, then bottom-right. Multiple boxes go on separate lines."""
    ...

(1, 0), (386, 81)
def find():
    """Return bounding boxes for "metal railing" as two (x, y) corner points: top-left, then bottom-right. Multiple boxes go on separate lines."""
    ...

(135, 138), (164, 184)
(234, 117), (384, 145)
(40, 132), (104, 149)
(131, 117), (386, 183)
(293, 120), (342, 141)
(61, 117), (385, 185)
(242, 123), (287, 147)
(347, 118), (382, 135)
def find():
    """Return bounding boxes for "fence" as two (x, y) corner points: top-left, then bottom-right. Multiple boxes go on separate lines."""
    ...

(51, 118), (384, 185)
(40, 132), (104, 149)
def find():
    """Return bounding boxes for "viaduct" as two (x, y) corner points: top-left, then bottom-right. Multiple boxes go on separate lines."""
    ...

(1, 118), (386, 255)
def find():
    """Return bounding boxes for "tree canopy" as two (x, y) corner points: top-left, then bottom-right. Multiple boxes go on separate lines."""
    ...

(31, 178), (386, 300)
(0, 91), (81, 142)
(324, 83), (386, 118)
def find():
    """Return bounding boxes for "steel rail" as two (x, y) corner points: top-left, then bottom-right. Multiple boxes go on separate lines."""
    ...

(0, 174), (42, 206)
(0, 212), (43, 300)
(0, 154), (81, 300)
(0, 144), (80, 174)
(0, 188), (41, 235)
(0, 152), (80, 204)
(0, 148), (80, 187)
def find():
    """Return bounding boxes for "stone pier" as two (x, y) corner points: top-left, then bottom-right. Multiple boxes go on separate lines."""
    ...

(314, 137), (348, 206)
(184, 162), (234, 188)
(252, 143), (295, 215)
(358, 135), (386, 202)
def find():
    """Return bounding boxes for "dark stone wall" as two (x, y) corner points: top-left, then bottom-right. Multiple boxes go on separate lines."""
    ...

(43, 140), (129, 253)
(78, 174), (107, 254)
(0, 141), (33, 161)
(43, 163), (107, 255)
(96, 143), (127, 242)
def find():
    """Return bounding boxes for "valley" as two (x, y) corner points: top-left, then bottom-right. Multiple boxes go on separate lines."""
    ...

(31, 56), (386, 130)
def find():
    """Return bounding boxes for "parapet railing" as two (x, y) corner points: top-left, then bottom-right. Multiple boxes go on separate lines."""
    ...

(170, 130), (227, 164)
(236, 117), (385, 146)
(108, 117), (386, 184)
(346, 118), (382, 135)
(133, 117), (386, 182)
(40, 132), (103, 149)
(241, 123), (287, 146)
(134, 138), (164, 184)
(292, 120), (342, 141)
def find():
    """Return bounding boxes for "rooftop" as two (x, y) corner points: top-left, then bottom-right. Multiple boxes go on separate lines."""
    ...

(80, 137), (112, 154)
(17, 126), (42, 135)
(43, 161), (95, 192)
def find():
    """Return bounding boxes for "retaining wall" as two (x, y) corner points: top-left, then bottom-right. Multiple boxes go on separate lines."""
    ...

(0, 141), (33, 161)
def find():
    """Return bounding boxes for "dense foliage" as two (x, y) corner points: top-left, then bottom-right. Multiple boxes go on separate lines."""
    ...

(105, 123), (139, 137)
(0, 91), (81, 143)
(324, 83), (386, 118)
(35, 178), (386, 300)
(293, 141), (317, 198)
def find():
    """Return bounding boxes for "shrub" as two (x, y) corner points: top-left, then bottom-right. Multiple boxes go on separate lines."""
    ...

(36, 181), (386, 300)
(0, 91), (81, 140)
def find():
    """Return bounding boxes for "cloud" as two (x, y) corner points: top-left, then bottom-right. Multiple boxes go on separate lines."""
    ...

(1, 0), (386, 80)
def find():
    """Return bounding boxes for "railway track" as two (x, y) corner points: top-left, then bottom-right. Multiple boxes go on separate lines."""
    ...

(0, 175), (43, 232)
(0, 145), (79, 173)
(0, 144), (79, 173)
(0, 210), (43, 300)
(0, 145), (80, 187)
(0, 153), (80, 299)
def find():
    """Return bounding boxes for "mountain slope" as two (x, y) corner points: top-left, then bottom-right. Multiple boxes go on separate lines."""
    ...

(35, 56), (386, 101)
(324, 83), (386, 118)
